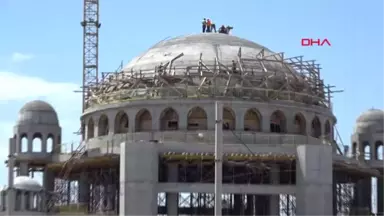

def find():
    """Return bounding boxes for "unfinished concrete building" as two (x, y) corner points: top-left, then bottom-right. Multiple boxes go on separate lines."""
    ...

(1, 33), (383, 215)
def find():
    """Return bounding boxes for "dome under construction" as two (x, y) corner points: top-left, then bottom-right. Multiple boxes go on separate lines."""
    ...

(87, 33), (328, 110)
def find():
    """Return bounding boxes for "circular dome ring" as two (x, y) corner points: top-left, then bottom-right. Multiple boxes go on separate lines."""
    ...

(86, 34), (330, 110)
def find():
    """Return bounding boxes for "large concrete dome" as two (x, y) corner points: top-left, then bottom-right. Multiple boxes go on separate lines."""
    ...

(88, 33), (328, 109)
(16, 100), (59, 126)
(13, 176), (43, 191)
(354, 109), (384, 134)
(124, 33), (276, 71)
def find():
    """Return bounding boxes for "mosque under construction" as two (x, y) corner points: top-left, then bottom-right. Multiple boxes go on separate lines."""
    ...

(0, 24), (383, 216)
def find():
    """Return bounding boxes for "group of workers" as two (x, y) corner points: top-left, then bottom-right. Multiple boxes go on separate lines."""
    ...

(202, 18), (233, 34)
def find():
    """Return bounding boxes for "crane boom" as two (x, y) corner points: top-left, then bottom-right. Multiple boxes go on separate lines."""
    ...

(81, 0), (100, 112)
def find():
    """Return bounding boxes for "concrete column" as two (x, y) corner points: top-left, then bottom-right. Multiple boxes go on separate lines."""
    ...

(262, 116), (270, 132)
(106, 185), (116, 212)
(177, 109), (188, 130)
(6, 188), (15, 214)
(235, 108), (245, 131)
(42, 135), (47, 153)
(43, 168), (55, 193)
(29, 192), (34, 210)
(28, 135), (33, 152)
(233, 194), (244, 215)
(296, 144), (333, 215)
(377, 177), (383, 216)
(119, 141), (158, 215)
(269, 164), (280, 216)
(245, 195), (254, 215)
(167, 163), (178, 215)
(19, 163), (28, 176)
(78, 173), (90, 206)
(21, 191), (27, 211)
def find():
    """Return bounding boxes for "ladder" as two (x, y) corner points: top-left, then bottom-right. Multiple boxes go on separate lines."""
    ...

(47, 144), (87, 212)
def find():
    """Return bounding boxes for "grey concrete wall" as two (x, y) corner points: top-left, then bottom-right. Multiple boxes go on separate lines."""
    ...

(296, 144), (333, 215)
(119, 141), (158, 215)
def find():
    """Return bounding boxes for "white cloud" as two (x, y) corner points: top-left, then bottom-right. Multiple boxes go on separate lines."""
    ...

(11, 52), (34, 63)
(0, 71), (79, 102)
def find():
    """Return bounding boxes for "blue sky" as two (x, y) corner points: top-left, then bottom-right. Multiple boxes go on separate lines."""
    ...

(0, 0), (382, 188)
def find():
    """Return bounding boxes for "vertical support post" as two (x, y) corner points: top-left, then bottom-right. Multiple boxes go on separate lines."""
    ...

(214, 101), (223, 216)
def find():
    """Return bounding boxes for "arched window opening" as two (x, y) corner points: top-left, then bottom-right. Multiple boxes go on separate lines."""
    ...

(244, 109), (261, 132)
(98, 114), (109, 136)
(324, 120), (332, 140)
(160, 108), (179, 131)
(223, 107), (235, 130)
(115, 111), (129, 134)
(375, 141), (383, 160)
(87, 118), (95, 139)
(311, 116), (322, 138)
(363, 142), (370, 160)
(21, 135), (28, 153)
(135, 109), (152, 132)
(270, 110), (286, 133)
(294, 113), (306, 135)
(47, 134), (54, 153)
(187, 107), (207, 130)
(32, 133), (42, 152)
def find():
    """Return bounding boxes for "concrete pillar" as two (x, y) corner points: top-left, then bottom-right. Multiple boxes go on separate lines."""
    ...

(233, 194), (244, 215)
(245, 195), (254, 215)
(6, 188), (15, 214)
(78, 173), (90, 206)
(378, 177), (383, 216)
(269, 164), (280, 216)
(167, 163), (178, 215)
(28, 135), (33, 152)
(21, 191), (27, 211)
(106, 184), (116, 212)
(42, 135), (47, 153)
(43, 168), (55, 192)
(262, 116), (270, 132)
(119, 141), (158, 215)
(19, 163), (28, 176)
(296, 144), (333, 215)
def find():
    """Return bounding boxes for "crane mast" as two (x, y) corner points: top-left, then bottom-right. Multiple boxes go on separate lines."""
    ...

(81, 0), (100, 112)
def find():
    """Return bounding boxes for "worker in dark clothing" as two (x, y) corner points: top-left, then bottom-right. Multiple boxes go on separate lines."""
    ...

(219, 25), (227, 34)
(206, 19), (212, 32)
(202, 18), (207, 33)
(211, 21), (217, 33)
(232, 60), (237, 73)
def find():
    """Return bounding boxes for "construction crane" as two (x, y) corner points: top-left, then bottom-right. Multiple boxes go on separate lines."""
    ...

(75, 0), (101, 139)
(81, 0), (101, 112)
(47, 0), (101, 212)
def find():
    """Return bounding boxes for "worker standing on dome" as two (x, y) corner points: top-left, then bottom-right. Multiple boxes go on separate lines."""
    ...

(211, 21), (217, 33)
(206, 19), (212, 32)
(202, 18), (207, 33)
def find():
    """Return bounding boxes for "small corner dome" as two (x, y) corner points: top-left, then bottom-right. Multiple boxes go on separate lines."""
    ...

(14, 176), (43, 191)
(354, 109), (384, 134)
(16, 100), (59, 126)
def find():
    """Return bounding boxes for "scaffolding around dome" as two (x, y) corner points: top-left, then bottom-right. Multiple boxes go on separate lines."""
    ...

(85, 49), (340, 110)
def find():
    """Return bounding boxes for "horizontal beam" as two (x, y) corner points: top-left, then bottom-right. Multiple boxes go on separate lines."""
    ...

(157, 182), (296, 195)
